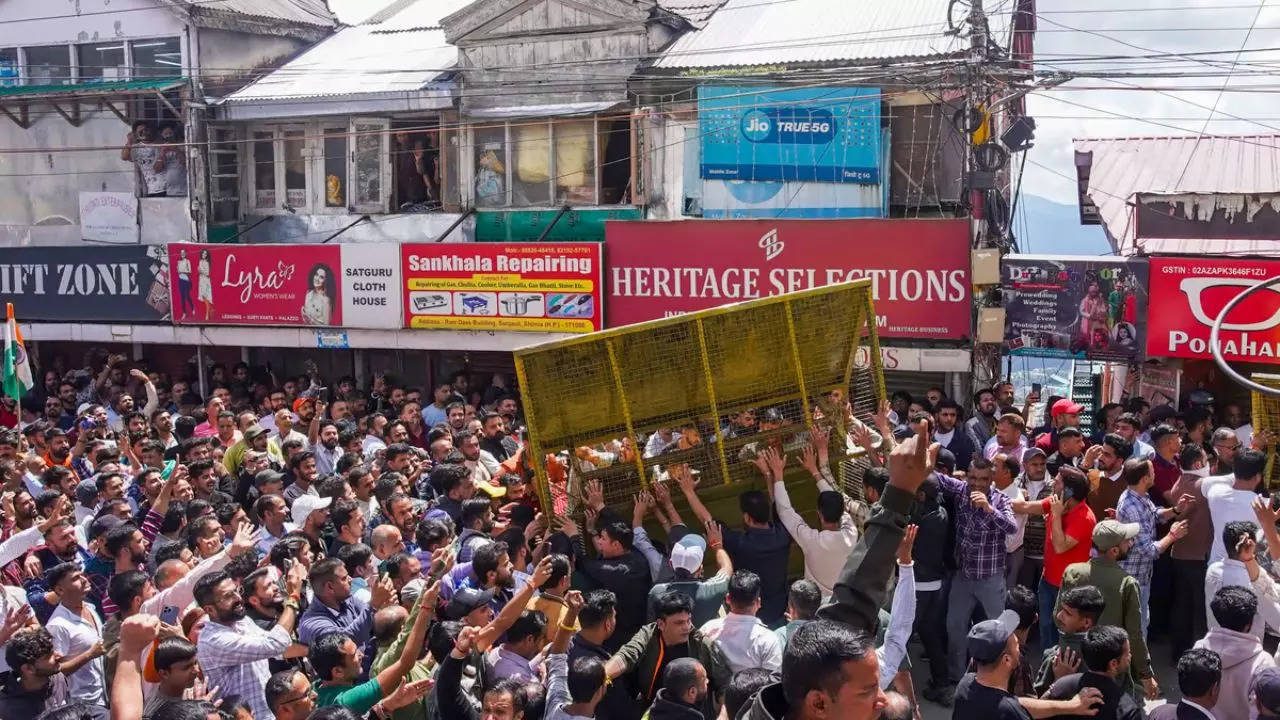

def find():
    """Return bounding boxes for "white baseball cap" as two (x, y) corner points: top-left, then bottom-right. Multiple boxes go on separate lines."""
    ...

(670, 532), (707, 574)
(291, 494), (332, 527)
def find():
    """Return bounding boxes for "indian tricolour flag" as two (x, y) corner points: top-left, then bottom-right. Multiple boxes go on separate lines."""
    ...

(3, 303), (33, 402)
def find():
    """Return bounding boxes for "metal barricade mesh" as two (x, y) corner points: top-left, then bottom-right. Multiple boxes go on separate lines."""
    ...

(514, 280), (886, 515)
(1252, 373), (1280, 489)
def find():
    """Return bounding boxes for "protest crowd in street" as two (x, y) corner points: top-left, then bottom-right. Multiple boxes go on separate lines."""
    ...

(2, 357), (1280, 720)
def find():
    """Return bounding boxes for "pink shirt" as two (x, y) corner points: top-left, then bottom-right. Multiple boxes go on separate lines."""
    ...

(193, 421), (217, 438)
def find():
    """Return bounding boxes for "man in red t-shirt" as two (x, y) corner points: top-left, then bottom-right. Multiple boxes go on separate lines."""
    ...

(1011, 465), (1097, 647)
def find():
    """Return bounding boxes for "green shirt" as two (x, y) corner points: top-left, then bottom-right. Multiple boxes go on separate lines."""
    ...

(315, 678), (384, 715)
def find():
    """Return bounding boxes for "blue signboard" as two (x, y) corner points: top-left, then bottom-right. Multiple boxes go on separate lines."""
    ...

(698, 86), (882, 184)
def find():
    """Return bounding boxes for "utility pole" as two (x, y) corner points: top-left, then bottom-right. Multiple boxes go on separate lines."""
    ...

(965, 0), (1002, 393)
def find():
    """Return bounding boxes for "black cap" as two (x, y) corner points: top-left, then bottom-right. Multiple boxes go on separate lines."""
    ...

(967, 610), (1021, 663)
(254, 469), (285, 487)
(445, 588), (496, 619)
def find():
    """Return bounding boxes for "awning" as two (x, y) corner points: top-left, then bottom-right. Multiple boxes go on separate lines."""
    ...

(466, 101), (622, 119)
(0, 77), (187, 128)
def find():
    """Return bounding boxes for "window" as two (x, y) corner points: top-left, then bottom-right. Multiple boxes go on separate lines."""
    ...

(209, 126), (241, 223)
(77, 42), (126, 81)
(350, 118), (389, 212)
(468, 115), (633, 208)
(323, 128), (347, 208)
(252, 131), (276, 210)
(131, 38), (181, 78)
(283, 129), (306, 209)
(22, 46), (71, 85)
(0, 49), (17, 87)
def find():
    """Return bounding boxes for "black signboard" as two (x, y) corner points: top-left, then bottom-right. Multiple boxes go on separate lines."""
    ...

(0, 245), (170, 322)
(1002, 255), (1148, 362)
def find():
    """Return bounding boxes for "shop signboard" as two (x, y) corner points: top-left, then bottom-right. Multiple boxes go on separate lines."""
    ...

(1002, 255), (1148, 361)
(401, 243), (603, 333)
(1148, 257), (1280, 364)
(168, 243), (401, 328)
(0, 245), (170, 322)
(475, 208), (643, 243)
(605, 218), (971, 340)
(698, 85), (882, 183)
(79, 192), (139, 244)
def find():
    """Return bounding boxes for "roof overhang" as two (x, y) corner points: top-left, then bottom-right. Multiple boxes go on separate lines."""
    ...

(465, 100), (622, 119)
(0, 77), (187, 128)
(216, 86), (455, 121)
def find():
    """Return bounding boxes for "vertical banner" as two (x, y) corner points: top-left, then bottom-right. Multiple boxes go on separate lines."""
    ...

(1002, 255), (1148, 361)
(401, 243), (603, 332)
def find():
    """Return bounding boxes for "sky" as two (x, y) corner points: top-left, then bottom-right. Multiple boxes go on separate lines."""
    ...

(1023, 0), (1280, 203)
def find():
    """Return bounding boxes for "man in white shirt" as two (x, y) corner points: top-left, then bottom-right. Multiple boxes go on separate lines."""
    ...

(992, 452), (1027, 586)
(1205, 520), (1280, 642)
(772, 433), (856, 598)
(698, 570), (782, 675)
(1204, 449), (1267, 564)
(45, 563), (107, 705)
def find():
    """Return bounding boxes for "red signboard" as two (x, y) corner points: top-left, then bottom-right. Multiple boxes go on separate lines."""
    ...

(169, 243), (343, 326)
(401, 243), (603, 333)
(605, 219), (972, 339)
(1148, 257), (1280, 364)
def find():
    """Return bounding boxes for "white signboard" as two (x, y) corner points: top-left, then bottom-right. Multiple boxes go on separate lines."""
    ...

(79, 192), (139, 244)
(340, 243), (401, 328)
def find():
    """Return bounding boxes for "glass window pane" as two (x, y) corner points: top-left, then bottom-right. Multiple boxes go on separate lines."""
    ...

(324, 128), (347, 208)
(22, 46), (71, 85)
(512, 122), (551, 206)
(474, 125), (506, 207)
(130, 37), (181, 78)
(283, 130), (306, 208)
(352, 122), (383, 207)
(253, 131), (275, 210)
(0, 49), (19, 87)
(555, 119), (595, 204)
(76, 42), (126, 81)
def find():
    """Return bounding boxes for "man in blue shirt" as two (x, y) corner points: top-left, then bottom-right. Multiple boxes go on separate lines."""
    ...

(298, 557), (394, 647)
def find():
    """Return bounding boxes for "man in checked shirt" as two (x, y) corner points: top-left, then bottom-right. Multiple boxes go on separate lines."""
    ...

(936, 454), (1019, 706)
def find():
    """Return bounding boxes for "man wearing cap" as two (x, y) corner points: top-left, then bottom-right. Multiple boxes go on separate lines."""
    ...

(292, 493), (332, 559)
(223, 424), (282, 478)
(1056, 520), (1157, 700)
(1252, 666), (1280, 719)
(1036, 400), (1084, 455)
(647, 523), (733, 627)
(953, 608), (1102, 718)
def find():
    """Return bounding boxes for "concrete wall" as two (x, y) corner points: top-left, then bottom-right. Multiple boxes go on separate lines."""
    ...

(236, 212), (474, 244)
(195, 29), (314, 97)
(0, 0), (183, 47)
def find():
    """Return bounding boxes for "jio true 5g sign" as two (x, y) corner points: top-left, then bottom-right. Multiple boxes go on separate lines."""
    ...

(699, 86), (882, 184)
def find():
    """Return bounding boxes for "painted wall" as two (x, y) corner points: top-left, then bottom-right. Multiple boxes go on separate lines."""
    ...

(0, 0), (183, 48)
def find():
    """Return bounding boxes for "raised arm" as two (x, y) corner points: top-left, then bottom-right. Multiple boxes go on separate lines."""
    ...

(705, 520), (732, 579)
(674, 464), (714, 527)
(651, 480), (682, 527)
(1047, 496), (1079, 555)
(375, 580), (438, 694)
(877, 527), (918, 690)
(132, 369), (158, 417)
(112, 614), (161, 720)
(477, 555), (552, 652)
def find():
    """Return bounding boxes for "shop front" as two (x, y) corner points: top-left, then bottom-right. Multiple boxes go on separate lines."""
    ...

(604, 217), (974, 396)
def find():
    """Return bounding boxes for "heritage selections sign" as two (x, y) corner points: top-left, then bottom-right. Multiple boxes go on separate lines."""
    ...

(605, 218), (971, 339)
(401, 243), (603, 333)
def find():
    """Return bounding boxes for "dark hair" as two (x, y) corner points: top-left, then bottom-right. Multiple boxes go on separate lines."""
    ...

(34, 489), (64, 518)
(1081, 625), (1129, 674)
(108, 570), (149, 614)
(6, 627), (53, 674)
(1057, 427), (1084, 440)
(1223, 521), (1259, 561)
(725, 668), (774, 719)
(1235, 448), (1268, 482)
(1059, 585), (1106, 622)
(214, 502), (242, 527)
(154, 636), (197, 672)
(461, 497), (492, 529)
(1210, 586), (1258, 632)
(432, 463), (470, 495)
(44, 561), (79, 589)
(104, 522), (139, 558)
(541, 554), (571, 591)
(506, 610), (548, 644)
(1176, 648), (1222, 698)
(289, 450), (316, 472)
(154, 541), (189, 566)
(1059, 466), (1090, 502)
(42, 703), (139, 720)
(664, 657), (705, 700)
(816, 490), (844, 525)
(727, 570), (762, 608)
(193, 570), (231, 608)
(1149, 424), (1179, 446)
(184, 516), (220, 550)
(374, 474), (402, 504)
(473, 541), (508, 582)
(653, 590), (694, 620)
(428, 621), (462, 663)
(264, 670), (299, 714)
(160, 502), (187, 535)
(269, 534), (310, 570)
(1179, 443), (1208, 471)
(787, 578), (821, 621)
(1121, 457), (1151, 486)
(997, 453), (1021, 478)
(579, 589), (617, 630)
(309, 557), (345, 589)
(864, 467), (890, 496)
(331, 499), (360, 531)
(739, 489), (770, 525)
(385, 552), (416, 580)
(310, 632), (353, 681)
(1006, 584), (1037, 631)
(415, 517), (453, 550)
(568, 656), (607, 703)
(781, 620), (875, 707)
(95, 472), (123, 494)
(345, 464), (372, 488)
(598, 519), (634, 550)
(337, 543), (373, 577)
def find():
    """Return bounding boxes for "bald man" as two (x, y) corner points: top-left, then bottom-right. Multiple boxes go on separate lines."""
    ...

(371, 525), (404, 562)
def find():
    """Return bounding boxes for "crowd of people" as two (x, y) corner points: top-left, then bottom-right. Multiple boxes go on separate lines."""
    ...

(0, 353), (1278, 720)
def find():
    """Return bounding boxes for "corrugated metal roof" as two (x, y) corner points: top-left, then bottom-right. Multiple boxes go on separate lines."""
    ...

(1073, 135), (1280, 256)
(654, 0), (724, 28)
(0, 77), (186, 98)
(223, 0), (467, 103)
(182, 0), (335, 26)
(653, 0), (1004, 69)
